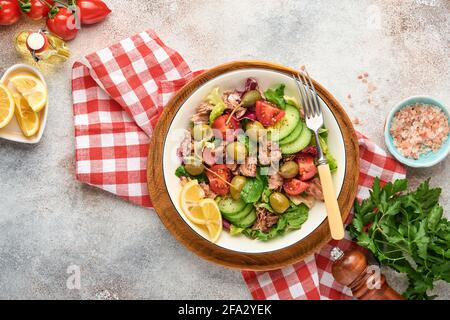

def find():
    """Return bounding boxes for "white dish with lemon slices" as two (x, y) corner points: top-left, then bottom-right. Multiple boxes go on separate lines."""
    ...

(0, 64), (48, 144)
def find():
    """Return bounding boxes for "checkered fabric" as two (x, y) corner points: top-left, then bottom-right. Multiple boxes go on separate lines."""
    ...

(72, 30), (201, 207)
(72, 30), (406, 299)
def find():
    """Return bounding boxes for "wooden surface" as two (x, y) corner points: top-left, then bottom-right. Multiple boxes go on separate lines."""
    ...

(147, 61), (360, 271)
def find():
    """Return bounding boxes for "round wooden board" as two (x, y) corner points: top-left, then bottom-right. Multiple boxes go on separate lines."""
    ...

(147, 61), (359, 271)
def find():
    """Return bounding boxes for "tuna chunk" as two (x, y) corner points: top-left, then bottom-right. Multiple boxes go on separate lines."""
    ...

(306, 178), (324, 201)
(239, 156), (257, 177)
(199, 182), (217, 199)
(191, 102), (214, 124)
(268, 172), (283, 190)
(258, 139), (282, 166)
(252, 207), (279, 233)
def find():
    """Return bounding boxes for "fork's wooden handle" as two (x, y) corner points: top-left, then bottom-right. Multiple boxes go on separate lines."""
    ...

(317, 164), (345, 240)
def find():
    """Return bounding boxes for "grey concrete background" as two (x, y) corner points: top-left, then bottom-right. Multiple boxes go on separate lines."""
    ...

(0, 0), (449, 299)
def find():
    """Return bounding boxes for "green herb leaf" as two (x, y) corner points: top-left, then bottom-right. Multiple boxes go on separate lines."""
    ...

(348, 178), (450, 300)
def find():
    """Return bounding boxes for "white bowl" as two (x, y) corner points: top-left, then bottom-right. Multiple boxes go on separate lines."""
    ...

(0, 63), (48, 144)
(163, 69), (346, 253)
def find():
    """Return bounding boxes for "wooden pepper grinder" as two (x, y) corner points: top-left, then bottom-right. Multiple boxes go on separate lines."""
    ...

(331, 247), (405, 300)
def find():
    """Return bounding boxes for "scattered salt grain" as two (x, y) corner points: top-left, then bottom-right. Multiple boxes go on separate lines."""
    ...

(352, 117), (363, 125)
(390, 104), (449, 159)
(367, 83), (377, 93)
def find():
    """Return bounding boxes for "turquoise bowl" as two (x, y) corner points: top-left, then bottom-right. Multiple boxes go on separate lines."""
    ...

(384, 96), (450, 168)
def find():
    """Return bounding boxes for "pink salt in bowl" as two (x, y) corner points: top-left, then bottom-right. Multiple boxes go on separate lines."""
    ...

(384, 96), (450, 168)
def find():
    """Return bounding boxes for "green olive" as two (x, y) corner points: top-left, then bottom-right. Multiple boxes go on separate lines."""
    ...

(226, 142), (247, 163)
(241, 90), (262, 107)
(230, 176), (247, 200)
(245, 121), (265, 142)
(279, 161), (299, 179)
(269, 192), (290, 214)
(184, 162), (205, 176)
(192, 124), (213, 141)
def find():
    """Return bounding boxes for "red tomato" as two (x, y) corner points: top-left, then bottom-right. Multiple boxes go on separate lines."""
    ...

(0, 0), (21, 25)
(255, 100), (285, 127)
(212, 114), (239, 140)
(19, 0), (53, 20)
(283, 179), (309, 195)
(77, 0), (111, 25)
(46, 7), (78, 41)
(205, 164), (231, 196)
(297, 156), (317, 181)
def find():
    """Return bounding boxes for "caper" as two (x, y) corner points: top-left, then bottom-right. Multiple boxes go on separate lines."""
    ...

(184, 162), (205, 176)
(241, 90), (262, 107)
(226, 142), (247, 163)
(245, 121), (265, 142)
(269, 192), (290, 214)
(230, 176), (247, 200)
(192, 124), (213, 141)
(279, 161), (299, 179)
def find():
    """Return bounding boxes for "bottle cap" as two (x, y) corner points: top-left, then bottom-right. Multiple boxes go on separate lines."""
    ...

(26, 32), (48, 53)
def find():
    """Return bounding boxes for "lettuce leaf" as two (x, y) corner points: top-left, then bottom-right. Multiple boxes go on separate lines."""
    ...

(264, 84), (286, 109)
(243, 203), (309, 241)
(207, 87), (227, 123)
(230, 225), (244, 236)
(175, 165), (207, 183)
(318, 128), (338, 173)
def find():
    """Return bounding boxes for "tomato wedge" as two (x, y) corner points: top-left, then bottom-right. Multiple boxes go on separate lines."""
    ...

(212, 114), (239, 140)
(283, 179), (309, 195)
(205, 164), (231, 196)
(255, 100), (285, 127)
(297, 155), (317, 181)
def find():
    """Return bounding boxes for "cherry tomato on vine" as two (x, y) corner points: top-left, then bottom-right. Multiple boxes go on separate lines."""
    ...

(46, 6), (78, 41)
(77, 0), (111, 25)
(0, 0), (21, 25)
(19, 0), (53, 20)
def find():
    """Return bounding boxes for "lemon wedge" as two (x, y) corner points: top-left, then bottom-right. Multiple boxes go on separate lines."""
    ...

(0, 84), (15, 129)
(9, 74), (47, 113)
(180, 180), (207, 224)
(180, 180), (223, 242)
(199, 198), (223, 243)
(13, 93), (40, 137)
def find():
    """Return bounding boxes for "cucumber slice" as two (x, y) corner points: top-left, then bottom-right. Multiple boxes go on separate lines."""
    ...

(268, 105), (300, 140)
(218, 197), (246, 215)
(225, 204), (253, 223)
(233, 208), (257, 228)
(279, 121), (304, 145)
(280, 126), (313, 155)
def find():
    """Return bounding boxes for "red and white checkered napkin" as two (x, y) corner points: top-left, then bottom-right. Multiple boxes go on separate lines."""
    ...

(72, 30), (202, 207)
(71, 29), (406, 300)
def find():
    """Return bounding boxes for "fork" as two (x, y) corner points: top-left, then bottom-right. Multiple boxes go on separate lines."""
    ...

(294, 70), (345, 240)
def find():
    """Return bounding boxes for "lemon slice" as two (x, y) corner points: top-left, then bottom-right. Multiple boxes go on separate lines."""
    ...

(0, 84), (15, 128)
(9, 74), (47, 113)
(13, 93), (40, 137)
(180, 180), (207, 224)
(199, 198), (223, 243)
